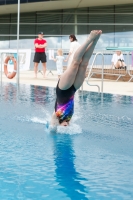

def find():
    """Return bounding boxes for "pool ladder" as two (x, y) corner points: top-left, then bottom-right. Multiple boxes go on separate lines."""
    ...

(81, 52), (104, 93)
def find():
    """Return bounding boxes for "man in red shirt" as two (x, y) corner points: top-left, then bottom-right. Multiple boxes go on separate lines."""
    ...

(33, 32), (47, 78)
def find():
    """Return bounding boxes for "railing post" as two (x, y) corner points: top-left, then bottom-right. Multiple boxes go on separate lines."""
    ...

(86, 52), (104, 93)
(0, 53), (2, 97)
(101, 53), (104, 93)
(127, 51), (133, 82)
(17, 0), (20, 86)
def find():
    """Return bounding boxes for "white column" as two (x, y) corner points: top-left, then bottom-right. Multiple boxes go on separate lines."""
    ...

(17, 0), (20, 85)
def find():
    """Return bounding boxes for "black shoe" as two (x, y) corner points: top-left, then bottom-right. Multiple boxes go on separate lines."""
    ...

(124, 66), (127, 70)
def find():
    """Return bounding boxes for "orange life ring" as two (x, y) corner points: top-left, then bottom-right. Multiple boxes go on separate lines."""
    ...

(4, 56), (17, 79)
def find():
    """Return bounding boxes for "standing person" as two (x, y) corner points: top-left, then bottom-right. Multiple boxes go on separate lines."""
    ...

(50, 30), (102, 129)
(111, 50), (127, 70)
(66, 34), (80, 68)
(33, 32), (47, 78)
(52, 49), (66, 79)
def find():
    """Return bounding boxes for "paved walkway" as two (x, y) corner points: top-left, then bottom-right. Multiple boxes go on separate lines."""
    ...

(1, 70), (133, 96)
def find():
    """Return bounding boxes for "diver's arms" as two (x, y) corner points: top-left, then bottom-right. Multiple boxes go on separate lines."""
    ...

(50, 112), (59, 126)
(49, 112), (59, 132)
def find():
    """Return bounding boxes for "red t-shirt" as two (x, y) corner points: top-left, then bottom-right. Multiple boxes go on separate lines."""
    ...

(34, 38), (47, 52)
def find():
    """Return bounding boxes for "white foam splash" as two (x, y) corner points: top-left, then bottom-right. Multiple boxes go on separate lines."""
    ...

(17, 115), (48, 125)
(57, 123), (82, 135)
(19, 114), (82, 135)
(30, 117), (47, 124)
(18, 116), (82, 135)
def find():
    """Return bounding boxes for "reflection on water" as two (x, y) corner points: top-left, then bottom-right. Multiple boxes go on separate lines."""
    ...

(53, 134), (88, 200)
(0, 83), (133, 199)
(1, 83), (17, 102)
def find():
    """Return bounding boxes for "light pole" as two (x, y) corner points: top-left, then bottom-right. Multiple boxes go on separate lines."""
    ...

(17, 0), (20, 85)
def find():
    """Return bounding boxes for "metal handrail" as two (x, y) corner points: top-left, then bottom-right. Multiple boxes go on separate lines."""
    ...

(88, 51), (128, 82)
(86, 52), (104, 93)
(127, 51), (133, 82)
(0, 53), (2, 98)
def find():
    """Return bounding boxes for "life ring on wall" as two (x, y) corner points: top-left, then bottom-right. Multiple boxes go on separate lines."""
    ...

(4, 56), (17, 79)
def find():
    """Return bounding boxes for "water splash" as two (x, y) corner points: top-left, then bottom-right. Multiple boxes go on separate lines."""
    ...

(57, 123), (82, 135)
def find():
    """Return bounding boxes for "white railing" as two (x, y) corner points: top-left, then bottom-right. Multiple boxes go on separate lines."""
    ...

(87, 51), (132, 81)
(86, 52), (104, 93)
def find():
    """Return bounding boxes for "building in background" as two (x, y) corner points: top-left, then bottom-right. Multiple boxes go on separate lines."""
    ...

(0, 0), (133, 69)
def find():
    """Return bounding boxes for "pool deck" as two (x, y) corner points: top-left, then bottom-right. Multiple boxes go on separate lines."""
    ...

(1, 70), (133, 96)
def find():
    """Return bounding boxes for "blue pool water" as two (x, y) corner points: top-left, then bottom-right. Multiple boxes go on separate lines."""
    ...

(0, 83), (133, 200)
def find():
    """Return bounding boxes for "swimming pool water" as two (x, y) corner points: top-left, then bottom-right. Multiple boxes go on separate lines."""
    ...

(0, 83), (133, 200)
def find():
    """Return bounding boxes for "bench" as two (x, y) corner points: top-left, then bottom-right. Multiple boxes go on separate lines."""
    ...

(63, 66), (133, 81)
